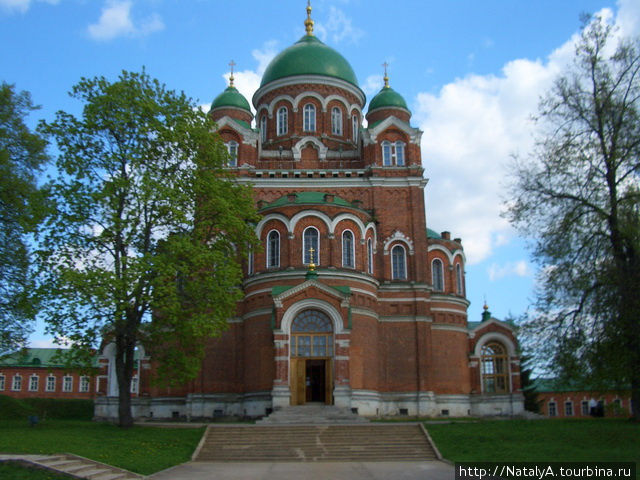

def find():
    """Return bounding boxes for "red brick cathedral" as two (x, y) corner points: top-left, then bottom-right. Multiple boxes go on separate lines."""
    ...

(95, 5), (524, 420)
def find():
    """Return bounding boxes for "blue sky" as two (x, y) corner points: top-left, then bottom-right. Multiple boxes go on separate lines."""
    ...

(2, 0), (639, 346)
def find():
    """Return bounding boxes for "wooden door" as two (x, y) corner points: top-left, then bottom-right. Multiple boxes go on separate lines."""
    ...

(325, 359), (333, 405)
(290, 358), (306, 405)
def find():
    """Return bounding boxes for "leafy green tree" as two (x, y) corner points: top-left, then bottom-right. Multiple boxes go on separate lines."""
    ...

(39, 70), (259, 427)
(506, 17), (640, 420)
(0, 82), (48, 356)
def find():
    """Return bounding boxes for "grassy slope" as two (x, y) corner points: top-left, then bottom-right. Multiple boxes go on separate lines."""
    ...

(0, 462), (73, 480)
(426, 419), (639, 464)
(0, 420), (204, 476)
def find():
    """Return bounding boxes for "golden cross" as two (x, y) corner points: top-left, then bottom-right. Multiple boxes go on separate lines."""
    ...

(229, 60), (236, 87)
(308, 247), (316, 271)
(382, 61), (389, 88)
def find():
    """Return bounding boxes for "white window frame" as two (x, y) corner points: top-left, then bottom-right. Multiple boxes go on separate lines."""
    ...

(581, 400), (589, 416)
(0, 374), (4, 391)
(260, 115), (267, 143)
(46, 375), (56, 392)
(62, 375), (73, 393)
(303, 103), (316, 132)
(79, 376), (90, 393)
(12, 374), (22, 391)
(130, 375), (139, 394)
(391, 245), (407, 280)
(331, 107), (342, 135)
(432, 258), (444, 291)
(342, 230), (355, 268)
(267, 230), (280, 268)
(564, 401), (574, 416)
(303, 227), (320, 265)
(548, 401), (557, 417)
(367, 238), (373, 274)
(381, 140), (406, 166)
(226, 141), (238, 167)
(277, 107), (288, 136)
(352, 115), (358, 142)
(456, 263), (463, 294)
(29, 374), (39, 392)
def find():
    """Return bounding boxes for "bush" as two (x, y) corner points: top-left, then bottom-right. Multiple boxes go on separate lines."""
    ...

(0, 395), (93, 420)
(22, 398), (94, 420)
(0, 395), (35, 419)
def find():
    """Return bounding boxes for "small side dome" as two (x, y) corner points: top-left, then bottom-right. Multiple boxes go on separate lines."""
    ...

(211, 85), (251, 113)
(368, 85), (408, 113)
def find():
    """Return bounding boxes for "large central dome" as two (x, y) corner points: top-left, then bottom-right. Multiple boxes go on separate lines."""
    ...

(260, 34), (359, 87)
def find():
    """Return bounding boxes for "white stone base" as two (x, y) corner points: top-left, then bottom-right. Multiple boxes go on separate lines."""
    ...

(94, 390), (525, 420)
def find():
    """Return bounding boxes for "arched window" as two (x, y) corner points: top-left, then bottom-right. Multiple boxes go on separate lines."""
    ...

(291, 310), (333, 357)
(395, 141), (405, 166)
(267, 230), (280, 268)
(342, 230), (354, 268)
(303, 227), (319, 265)
(260, 115), (267, 143)
(331, 107), (342, 135)
(248, 250), (254, 275)
(303, 103), (316, 132)
(456, 263), (463, 295)
(226, 141), (238, 167)
(432, 258), (444, 291)
(352, 115), (358, 142)
(382, 141), (392, 166)
(481, 342), (509, 393)
(277, 107), (288, 136)
(367, 238), (373, 274)
(391, 245), (406, 280)
(381, 140), (406, 166)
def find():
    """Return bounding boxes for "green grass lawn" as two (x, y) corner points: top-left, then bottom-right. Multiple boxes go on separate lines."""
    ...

(0, 462), (74, 480)
(0, 420), (205, 476)
(426, 419), (639, 477)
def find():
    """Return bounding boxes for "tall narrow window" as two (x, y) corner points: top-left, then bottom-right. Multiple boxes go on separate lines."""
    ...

(548, 402), (557, 417)
(303, 103), (316, 132)
(352, 115), (358, 142)
(331, 107), (342, 135)
(456, 264), (463, 294)
(29, 375), (39, 391)
(12, 374), (22, 391)
(367, 238), (373, 274)
(248, 250), (254, 275)
(46, 375), (55, 392)
(260, 115), (267, 143)
(0, 375), (4, 391)
(267, 230), (280, 268)
(303, 227), (319, 265)
(63, 375), (73, 392)
(481, 342), (509, 393)
(391, 245), (406, 280)
(432, 259), (444, 291)
(277, 107), (288, 136)
(80, 376), (90, 393)
(226, 141), (238, 167)
(342, 230), (354, 268)
(382, 141), (392, 166)
(395, 141), (405, 166)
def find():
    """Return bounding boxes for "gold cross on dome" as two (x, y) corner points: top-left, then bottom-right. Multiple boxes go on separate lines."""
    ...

(308, 247), (316, 271)
(228, 59), (236, 87)
(382, 61), (390, 88)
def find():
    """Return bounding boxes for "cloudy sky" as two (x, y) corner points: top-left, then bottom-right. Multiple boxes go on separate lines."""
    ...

(2, 0), (639, 346)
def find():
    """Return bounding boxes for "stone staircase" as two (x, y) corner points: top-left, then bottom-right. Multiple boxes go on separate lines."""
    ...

(257, 404), (369, 424)
(193, 424), (438, 462)
(0, 453), (144, 479)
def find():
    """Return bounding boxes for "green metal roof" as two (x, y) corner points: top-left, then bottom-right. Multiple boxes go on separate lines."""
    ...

(0, 348), (77, 367)
(367, 86), (408, 113)
(260, 35), (359, 87)
(211, 85), (251, 112)
(260, 192), (356, 210)
(427, 228), (442, 239)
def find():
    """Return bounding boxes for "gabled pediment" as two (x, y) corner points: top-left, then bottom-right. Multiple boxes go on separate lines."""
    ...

(272, 279), (350, 309)
(364, 116), (422, 145)
(214, 116), (259, 145)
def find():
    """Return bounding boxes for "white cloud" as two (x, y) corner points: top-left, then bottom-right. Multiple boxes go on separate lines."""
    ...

(415, 5), (638, 265)
(315, 6), (363, 44)
(0, 0), (57, 14)
(88, 0), (164, 41)
(361, 74), (383, 96)
(488, 260), (532, 281)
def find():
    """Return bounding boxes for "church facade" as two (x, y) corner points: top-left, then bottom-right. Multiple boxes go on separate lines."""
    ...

(95, 5), (524, 420)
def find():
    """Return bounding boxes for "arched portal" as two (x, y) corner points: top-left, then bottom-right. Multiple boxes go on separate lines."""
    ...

(289, 310), (334, 405)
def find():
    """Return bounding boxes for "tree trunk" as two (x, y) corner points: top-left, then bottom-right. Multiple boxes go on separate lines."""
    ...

(115, 336), (135, 428)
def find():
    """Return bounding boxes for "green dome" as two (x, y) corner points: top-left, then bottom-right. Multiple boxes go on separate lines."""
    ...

(368, 86), (408, 113)
(211, 85), (251, 112)
(260, 35), (359, 87)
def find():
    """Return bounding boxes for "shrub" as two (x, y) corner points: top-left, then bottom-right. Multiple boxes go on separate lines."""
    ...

(0, 395), (35, 419)
(22, 398), (94, 420)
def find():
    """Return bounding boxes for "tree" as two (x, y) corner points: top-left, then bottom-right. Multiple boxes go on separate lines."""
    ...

(506, 16), (640, 420)
(38, 70), (259, 427)
(0, 82), (48, 356)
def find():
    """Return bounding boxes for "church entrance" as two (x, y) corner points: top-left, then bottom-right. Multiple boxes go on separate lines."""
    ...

(289, 310), (334, 405)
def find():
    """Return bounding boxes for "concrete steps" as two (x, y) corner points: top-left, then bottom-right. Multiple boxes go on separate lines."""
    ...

(257, 405), (369, 424)
(193, 424), (437, 462)
(1, 453), (143, 480)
